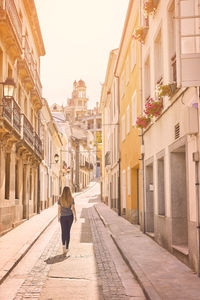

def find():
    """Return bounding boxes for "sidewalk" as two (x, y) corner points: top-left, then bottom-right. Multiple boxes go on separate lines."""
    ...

(0, 205), (57, 285)
(95, 203), (200, 300)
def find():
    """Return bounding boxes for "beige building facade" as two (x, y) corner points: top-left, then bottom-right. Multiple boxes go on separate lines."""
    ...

(101, 49), (119, 212)
(40, 99), (63, 210)
(0, 0), (45, 234)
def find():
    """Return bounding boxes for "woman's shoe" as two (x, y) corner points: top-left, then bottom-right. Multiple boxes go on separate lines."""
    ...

(63, 246), (67, 255)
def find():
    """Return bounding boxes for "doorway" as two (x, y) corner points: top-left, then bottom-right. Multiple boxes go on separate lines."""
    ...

(145, 163), (154, 233)
(171, 146), (188, 249)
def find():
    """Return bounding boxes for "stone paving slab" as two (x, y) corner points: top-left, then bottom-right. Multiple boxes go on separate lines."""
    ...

(95, 203), (200, 300)
(0, 205), (57, 285)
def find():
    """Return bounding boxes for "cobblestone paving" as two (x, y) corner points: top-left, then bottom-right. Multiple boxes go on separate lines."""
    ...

(14, 227), (60, 300)
(88, 206), (129, 300)
(13, 205), (129, 300)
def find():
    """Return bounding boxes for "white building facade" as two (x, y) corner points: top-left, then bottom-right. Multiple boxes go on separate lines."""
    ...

(140, 0), (200, 273)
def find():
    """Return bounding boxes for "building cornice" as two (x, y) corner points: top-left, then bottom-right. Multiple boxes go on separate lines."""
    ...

(114, 0), (138, 76)
(23, 0), (46, 56)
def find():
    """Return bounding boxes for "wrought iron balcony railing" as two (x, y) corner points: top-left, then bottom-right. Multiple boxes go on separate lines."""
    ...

(0, 96), (43, 158)
(1, 97), (21, 134)
(22, 113), (34, 147)
(34, 131), (42, 157)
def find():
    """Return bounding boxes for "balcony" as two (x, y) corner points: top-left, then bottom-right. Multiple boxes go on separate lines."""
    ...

(0, 0), (23, 57)
(0, 96), (43, 160)
(0, 97), (21, 135)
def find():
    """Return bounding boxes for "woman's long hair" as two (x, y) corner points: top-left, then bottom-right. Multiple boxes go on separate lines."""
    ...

(60, 186), (73, 208)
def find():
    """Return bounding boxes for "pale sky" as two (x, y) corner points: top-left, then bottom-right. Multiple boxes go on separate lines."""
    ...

(34, 0), (129, 108)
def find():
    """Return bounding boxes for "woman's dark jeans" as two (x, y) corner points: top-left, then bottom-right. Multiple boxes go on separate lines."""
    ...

(60, 214), (74, 248)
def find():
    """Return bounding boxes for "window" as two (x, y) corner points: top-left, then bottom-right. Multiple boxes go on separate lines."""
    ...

(8, 64), (12, 78)
(31, 108), (34, 125)
(154, 30), (163, 84)
(18, 85), (22, 107)
(132, 91), (137, 126)
(178, 0), (200, 86)
(127, 166), (131, 196)
(24, 97), (28, 116)
(131, 40), (136, 71)
(168, 2), (176, 82)
(127, 105), (130, 134)
(144, 56), (150, 100)
(126, 57), (129, 85)
(122, 115), (125, 141)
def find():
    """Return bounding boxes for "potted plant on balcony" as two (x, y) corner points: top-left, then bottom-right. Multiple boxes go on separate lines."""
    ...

(144, 97), (163, 118)
(136, 115), (151, 129)
(143, 0), (159, 18)
(133, 26), (148, 44)
(156, 83), (177, 98)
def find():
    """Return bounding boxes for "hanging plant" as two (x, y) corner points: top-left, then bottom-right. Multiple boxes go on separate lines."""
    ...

(156, 83), (177, 98)
(143, 0), (159, 18)
(136, 115), (151, 129)
(133, 26), (148, 44)
(144, 98), (163, 118)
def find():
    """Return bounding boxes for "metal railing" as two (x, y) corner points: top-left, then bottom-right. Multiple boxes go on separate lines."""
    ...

(22, 114), (34, 147)
(13, 99), (21, 133)
(34, 131), (42, 157)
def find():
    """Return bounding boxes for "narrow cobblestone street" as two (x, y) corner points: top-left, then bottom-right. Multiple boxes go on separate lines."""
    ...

(0, 182), (145, 300)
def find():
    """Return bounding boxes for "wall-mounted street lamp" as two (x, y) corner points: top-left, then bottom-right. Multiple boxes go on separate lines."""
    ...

(49, 153), (59, 166)
(0, 77), (16, 98)
(54, 153), (59, 163)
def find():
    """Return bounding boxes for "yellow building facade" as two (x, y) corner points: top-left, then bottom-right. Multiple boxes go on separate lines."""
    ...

(115, 0), (142, 224)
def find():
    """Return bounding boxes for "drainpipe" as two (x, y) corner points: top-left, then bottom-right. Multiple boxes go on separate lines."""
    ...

(139, 0), (145, 233)
(115, 75), (121, 216)
(194, 87), (200, 276)
(37, 111), (41, 214)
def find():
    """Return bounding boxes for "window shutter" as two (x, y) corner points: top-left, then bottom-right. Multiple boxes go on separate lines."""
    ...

(176, 0), (200, 87)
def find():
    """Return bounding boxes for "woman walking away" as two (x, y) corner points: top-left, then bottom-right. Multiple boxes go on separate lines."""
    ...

(58, 186), (77, 255)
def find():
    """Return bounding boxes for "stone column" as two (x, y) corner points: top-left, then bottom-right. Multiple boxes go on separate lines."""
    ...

(22, 162), (30, 219)
(9, 145), (16, 204)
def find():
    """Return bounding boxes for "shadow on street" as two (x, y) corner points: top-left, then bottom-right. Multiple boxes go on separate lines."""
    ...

(44, 254), (70, 264)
